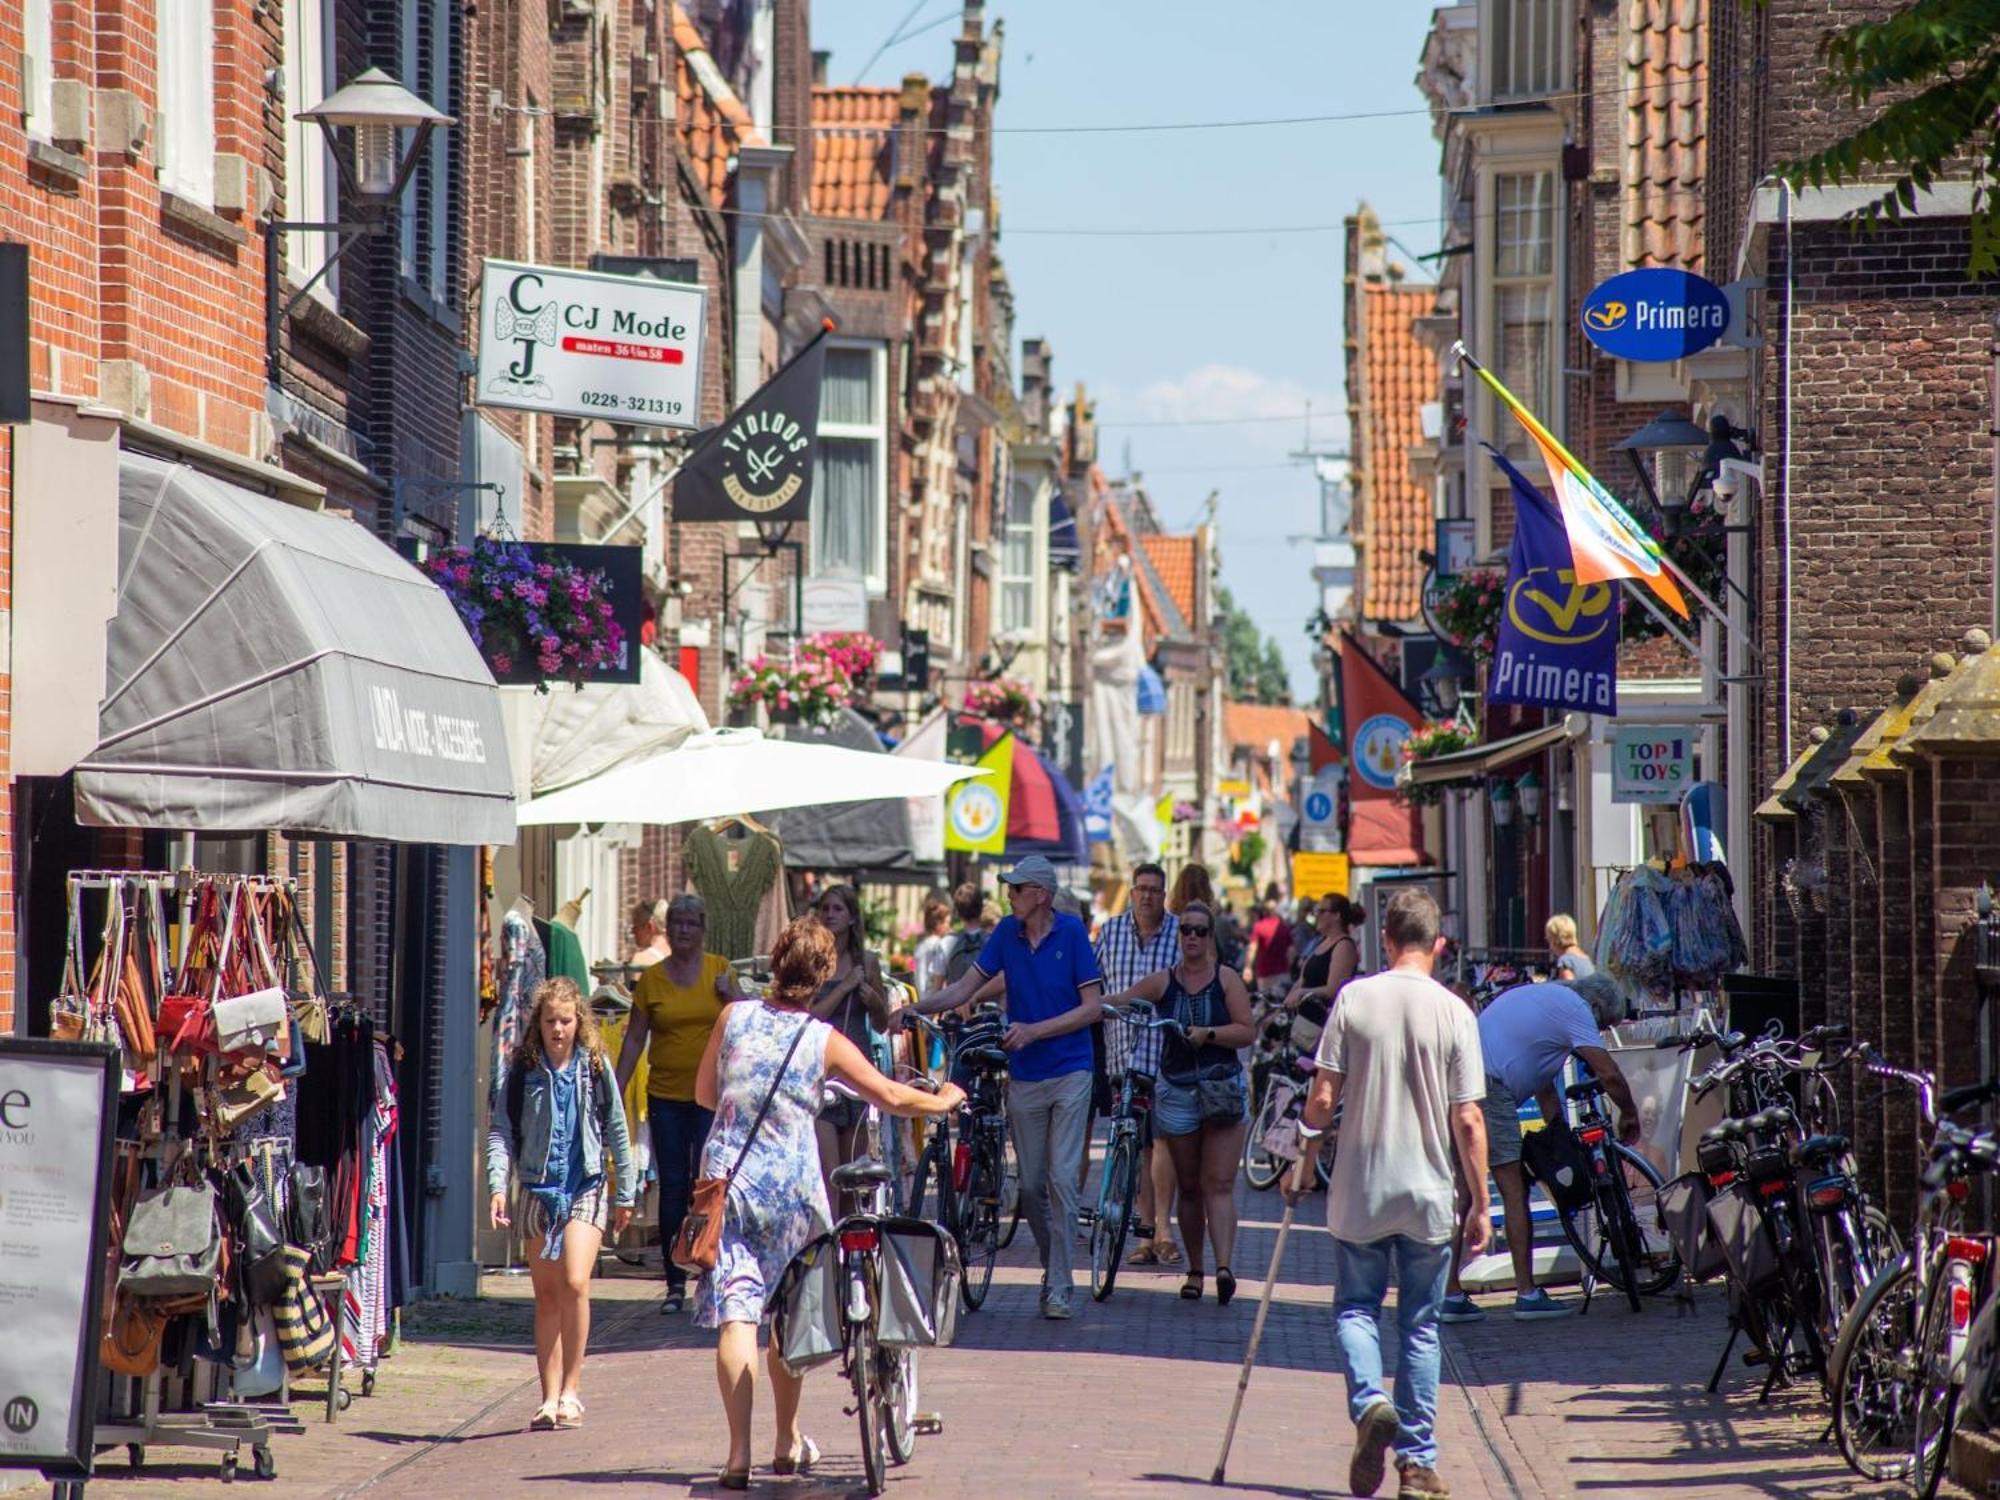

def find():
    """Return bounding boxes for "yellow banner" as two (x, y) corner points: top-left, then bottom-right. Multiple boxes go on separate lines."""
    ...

(1292, 850), (1350, 899)
(945, 734), (1013, 855)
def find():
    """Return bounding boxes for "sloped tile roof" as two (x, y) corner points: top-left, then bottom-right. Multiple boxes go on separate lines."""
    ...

(1137, 533), (1198, 634)
(1359, 282), (1437, 624)
(811, 86), (899, 219)
(1623, 0), (1705, 268)
(1225, 702), (1309, 757)
(673, 4), (763, 210)
(1097, 497), (1165, 643)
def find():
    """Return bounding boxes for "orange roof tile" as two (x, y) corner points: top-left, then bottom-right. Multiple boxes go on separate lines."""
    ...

(1622, 0), (1705, 269)
(673, 4), (763, 211)
(811, 86), (899, 220)
(1137, 533), (1197, 630)
(1224, 702), (1309, 757)
(1358, 282), (1437, 623)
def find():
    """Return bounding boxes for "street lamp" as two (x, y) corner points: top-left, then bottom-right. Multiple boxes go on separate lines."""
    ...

(266, 68), (456, 375)
(1488, 775), (1517, 829)
(1616, 409), (1710, 528)
(1421, 649), (1472, 718)
(1517, 768), (1543, 825)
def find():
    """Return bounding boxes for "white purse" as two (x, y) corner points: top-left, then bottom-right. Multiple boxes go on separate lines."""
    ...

(212, 986), (287, 1055)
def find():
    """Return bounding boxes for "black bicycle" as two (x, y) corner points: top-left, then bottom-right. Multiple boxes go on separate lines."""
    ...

(1557, 1076), (1679, 1313)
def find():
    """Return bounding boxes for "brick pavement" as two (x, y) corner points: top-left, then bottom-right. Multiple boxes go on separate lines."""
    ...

(65, 1178), (1905, 1498)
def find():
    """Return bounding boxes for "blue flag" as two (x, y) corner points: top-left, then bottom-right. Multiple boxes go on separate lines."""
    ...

(1485, 446), (1618, 715)
(1082, 765), (1114, 844)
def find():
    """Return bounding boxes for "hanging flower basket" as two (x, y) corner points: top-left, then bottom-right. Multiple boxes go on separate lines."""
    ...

(1398, 719), (1479, 807)
(799, 631), (881, 691)
(962, 676), (1038, 730)
(727, 654), (850, 727)
(1428, 567), (1507, 665)
(422, 536), (625, 692)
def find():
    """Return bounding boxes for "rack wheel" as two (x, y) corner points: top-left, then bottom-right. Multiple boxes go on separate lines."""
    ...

(336, 1384), (353, 1411)
(361, 1370), (376, 1398)
(128, 1443), (146, 1468)
(221, 1452), (238, 1484)
(253, 1445), (276, 1480)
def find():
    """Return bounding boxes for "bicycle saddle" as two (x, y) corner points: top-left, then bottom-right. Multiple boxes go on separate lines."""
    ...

(830, 1159), (893, 1192)
(1704, 1117), (1751, 1144)
(1793, 1133), (1850, 1165)
(961, 1046), (1010, 1071)
(1564, 1077), (1607, 1101)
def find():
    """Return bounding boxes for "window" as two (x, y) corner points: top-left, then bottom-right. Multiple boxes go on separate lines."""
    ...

(999, 478), (1038, 636)
(156, 0), (216, 205)
(811, 342), (888, 592)
(284, 0), (337, 303)
(22, 0), (53, 140)
(1488, 0), (1562, 102)
(1492, 171), (1554, 435)
(399, 0), (455, 306)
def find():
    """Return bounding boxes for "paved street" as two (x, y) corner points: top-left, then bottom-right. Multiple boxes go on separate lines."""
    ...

(69, 1173), (1894, 1500)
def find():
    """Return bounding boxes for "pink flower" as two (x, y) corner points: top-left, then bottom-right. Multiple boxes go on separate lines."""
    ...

(493, 652), (513, 673)
(777, 690), (792, 709)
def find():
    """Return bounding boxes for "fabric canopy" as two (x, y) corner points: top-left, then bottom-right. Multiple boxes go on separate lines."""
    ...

(761, 709), (915, 869)
(75, 453), (516, 845)
(516, 727), (986, 827)
(1397, 714), (1587, 788)
(529, 649), (708, 797)
(967, 719), (1090, 864)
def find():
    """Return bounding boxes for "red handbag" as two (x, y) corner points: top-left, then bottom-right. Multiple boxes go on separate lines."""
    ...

(160, 883), (233, 1057)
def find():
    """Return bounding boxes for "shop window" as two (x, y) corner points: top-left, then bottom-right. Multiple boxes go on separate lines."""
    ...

(811, 341), (888, 593)
(156, 0), (217, 206)
(398, 0), (456, 308)
(1487, 0), (1563, 102)
(283, 0), (337, 304)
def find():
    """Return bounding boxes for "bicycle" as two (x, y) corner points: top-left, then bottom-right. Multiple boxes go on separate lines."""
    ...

(908, 1006), (1023, 1253)
(1557, 1075), (1680, 1313)
(1087, 1007), (1181, 1301)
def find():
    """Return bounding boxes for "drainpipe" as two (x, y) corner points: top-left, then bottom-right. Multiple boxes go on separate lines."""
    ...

(1780, 179), (1795, 767)
(1991, 308), (2000, 637)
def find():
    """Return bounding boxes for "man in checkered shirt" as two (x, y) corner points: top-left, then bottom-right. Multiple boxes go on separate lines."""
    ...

(1093, 862), (1182, 1265)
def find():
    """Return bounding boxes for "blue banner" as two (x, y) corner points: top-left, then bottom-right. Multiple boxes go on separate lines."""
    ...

(1082, 764), (1114, 844)
(1486, 447), (1618, 715)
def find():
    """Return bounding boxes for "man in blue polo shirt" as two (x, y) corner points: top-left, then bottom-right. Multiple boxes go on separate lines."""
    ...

(893, 855), (1105, 1318)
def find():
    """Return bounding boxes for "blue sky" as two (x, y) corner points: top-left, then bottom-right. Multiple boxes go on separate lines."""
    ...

(808, 2), (1442, 700)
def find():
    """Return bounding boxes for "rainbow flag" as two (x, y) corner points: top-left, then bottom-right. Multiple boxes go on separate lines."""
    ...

(1466, 355), (1689, 618)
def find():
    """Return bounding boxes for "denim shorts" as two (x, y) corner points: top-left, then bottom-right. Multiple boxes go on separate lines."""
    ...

(1155, 1073), (1247, 1136)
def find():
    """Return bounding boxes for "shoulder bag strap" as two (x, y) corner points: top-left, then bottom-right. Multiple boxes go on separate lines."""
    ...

(60, 884), (88, 1000)
(722, 1017), (814, 1187)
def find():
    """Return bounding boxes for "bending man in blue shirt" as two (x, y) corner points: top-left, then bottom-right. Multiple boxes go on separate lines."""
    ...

(894, 854), (1105, 1320)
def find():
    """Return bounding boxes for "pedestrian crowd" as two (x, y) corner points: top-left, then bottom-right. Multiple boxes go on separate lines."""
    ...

(486, 860), (1639, 1500)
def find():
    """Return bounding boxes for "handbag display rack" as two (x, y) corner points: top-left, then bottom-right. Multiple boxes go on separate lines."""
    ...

(67, 869), (326, 1485)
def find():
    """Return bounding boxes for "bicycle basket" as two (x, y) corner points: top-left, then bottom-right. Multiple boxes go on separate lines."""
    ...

(1518, 1121), (1594, 1215)
(1703, 1183), (1782, 1294)
(771, 1234), (844, 1376)
(1658, 1171), (1728, 1282)
(1258, 1079), (1302, 1162)
(875, 1216), (961, 1349)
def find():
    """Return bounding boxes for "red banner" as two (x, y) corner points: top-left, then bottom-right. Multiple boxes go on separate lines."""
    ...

(1336, 634), (1427, 867)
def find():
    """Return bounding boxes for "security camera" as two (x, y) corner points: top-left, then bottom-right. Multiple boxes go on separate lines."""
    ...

(1711, 457), (1764, 500)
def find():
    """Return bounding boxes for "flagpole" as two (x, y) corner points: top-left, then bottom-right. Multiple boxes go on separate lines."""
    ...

(1452, 341), (1757, 656)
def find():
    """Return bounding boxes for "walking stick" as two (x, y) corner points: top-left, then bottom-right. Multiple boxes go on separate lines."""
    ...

(1211, 1151), (1309, 1485)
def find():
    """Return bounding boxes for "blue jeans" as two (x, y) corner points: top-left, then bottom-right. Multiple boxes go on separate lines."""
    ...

(1331, 1235), (1452, 1470)
(648, 1099), (714, 1292)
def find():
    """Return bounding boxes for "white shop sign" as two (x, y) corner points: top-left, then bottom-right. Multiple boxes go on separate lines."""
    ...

(800, 571), (869, 635)
(1610, 725), (1697, 804)
(0, 1040), (119, 1482)
(476, 259), (706, 430)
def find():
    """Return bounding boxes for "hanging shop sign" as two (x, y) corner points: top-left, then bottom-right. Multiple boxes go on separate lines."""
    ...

(476, 259), (706, 429)
(1486, 450), (1618, 715)
(414, 538), (644, 688)
(672, 333), (829, 524)
(0, 1039), (120, 1482)
(1611, 725), (1698, 803)
(1579, 267), (1731, 363)
(945, 732), (1012, 855)
(1300, 768), (1343, 853)
(1434, 517), (1477, 577)
(800, 570), (869, 635)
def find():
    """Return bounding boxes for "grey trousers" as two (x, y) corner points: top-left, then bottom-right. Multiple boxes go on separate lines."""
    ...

(1008, 1068), (1094, 1296)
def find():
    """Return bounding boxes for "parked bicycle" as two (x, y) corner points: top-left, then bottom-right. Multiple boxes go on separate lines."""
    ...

(1241, 999), (1333, 1193)
(1557, 1073), (1680, 1312)
(1088, 1006), (1179, 1301)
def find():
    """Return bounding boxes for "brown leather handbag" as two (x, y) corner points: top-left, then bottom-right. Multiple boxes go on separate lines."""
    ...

(671, 1018), (813, 1277)
(99, 1144), (164, 1378)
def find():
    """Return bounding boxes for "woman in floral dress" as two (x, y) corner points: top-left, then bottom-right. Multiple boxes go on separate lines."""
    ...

(693, 918), (963, 1489)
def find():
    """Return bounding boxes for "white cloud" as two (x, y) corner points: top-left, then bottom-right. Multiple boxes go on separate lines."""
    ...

(1095, 364), (1346, 463)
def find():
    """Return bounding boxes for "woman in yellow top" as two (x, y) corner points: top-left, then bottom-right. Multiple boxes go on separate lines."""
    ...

(616, 893), (742, 1313)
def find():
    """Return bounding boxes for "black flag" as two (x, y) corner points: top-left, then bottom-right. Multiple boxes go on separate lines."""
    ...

(671, 329), (829, 523)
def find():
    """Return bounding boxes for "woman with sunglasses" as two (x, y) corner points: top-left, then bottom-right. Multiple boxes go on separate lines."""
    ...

(616, 893), (742, 1314)
(1100, 899), (1254, 1303)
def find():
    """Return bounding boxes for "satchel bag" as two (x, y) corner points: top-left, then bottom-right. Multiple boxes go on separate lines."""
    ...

(121, 1180), (225, 1299)
(223, 1161), (290, 1307)
(287, 1163), (333, 1274)
(1518, 1118), (1595, 1214)
(671, 1017), (814, 1278)
(213, 987), (287, 1056)
(771, 1233), (845, 1375)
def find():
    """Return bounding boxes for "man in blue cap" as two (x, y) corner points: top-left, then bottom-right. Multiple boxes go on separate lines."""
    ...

(893, 854), (1105, 1318)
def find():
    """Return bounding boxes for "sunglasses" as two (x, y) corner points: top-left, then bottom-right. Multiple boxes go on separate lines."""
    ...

(1181, 924), (1212, 938)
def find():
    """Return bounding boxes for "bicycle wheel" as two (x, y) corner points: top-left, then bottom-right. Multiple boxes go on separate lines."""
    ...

(850, 1321), (887, 1496)
(996, 1117), (1023, 1249)
(958, 1142), (1000, 1311)
(1910, 1269), (1961, 1500)
(1829, 1253), (1920, 1482)
(880, 1344), (919, 1465)
(1091, 1134), (1136, 1301)
(1556, 1141), (1680, 1299)
(1242, 1080), (1285, 1192)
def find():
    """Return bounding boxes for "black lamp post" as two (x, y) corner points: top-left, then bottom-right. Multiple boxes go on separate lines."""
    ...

(1615, 409), (1710, 532)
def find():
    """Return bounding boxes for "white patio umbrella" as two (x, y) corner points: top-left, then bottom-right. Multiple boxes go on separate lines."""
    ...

(515, 726), (989, 828)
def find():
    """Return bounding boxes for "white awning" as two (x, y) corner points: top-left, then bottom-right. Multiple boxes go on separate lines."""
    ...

(75, 453), (516, 844)
(516, 727), (988, 828)
(527, 649), (709, 797)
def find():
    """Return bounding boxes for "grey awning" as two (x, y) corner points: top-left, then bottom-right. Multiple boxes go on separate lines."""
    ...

(1398, 713), (1588, 788)
(74, 453), (515, 845)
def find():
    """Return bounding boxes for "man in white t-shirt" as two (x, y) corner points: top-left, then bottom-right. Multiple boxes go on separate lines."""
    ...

(1288, 888), (1487, 1500)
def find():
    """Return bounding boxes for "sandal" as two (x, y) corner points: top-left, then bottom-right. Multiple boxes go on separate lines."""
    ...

(1180, 1272), (1204, 1301)
(1128, 1244), (1162, 1268)
(773, 1434), (820, 1475)
(718, 1468), (750, 1490)
(1154, 1241), (1185, 1266)
(529, 1401), (559, 1431)
(556, 1393), (585, 1429)
(1215, 1266), (1237, 1307)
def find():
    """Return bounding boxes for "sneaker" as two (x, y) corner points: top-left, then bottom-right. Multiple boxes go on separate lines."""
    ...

(1438, 1293), (1486, 1323)
(1397, 1462), (1452, 1498)
(1348, 1400), (1399, 1497)
(1512, 1287), (1569, 1321)
(1042, 1291), (1073, 1321)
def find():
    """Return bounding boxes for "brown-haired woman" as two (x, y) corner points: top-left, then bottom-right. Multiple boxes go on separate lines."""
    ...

(693, 918), (964, 1488)
(807, 883), (891, 1203)
(486, 977), (636, 1430)
(1287, 894), (1362, 1019)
